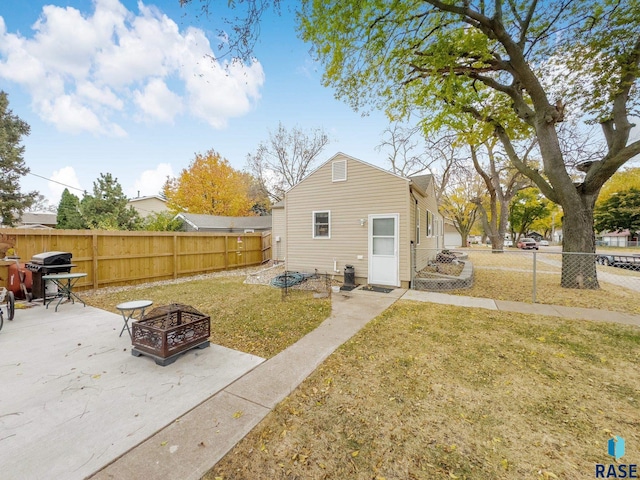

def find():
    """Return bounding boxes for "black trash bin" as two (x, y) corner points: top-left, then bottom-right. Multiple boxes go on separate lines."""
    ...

(26, 251), (74, 299)
(344, 264), (355, 288)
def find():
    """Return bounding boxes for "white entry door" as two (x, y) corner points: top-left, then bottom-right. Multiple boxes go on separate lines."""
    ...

(368, 214), (399, 287)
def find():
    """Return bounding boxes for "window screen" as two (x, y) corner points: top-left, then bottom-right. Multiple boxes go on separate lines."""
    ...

(313, 211), (330, 238)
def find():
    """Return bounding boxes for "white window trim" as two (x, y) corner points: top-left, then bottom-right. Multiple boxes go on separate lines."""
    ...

(426, 210), (433, 237)
(416, 207), (421, 245)
(332, 160), (347, 182)
(312, 210), (331, 239)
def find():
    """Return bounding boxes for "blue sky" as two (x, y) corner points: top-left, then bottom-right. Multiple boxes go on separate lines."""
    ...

(0, 0), (392, 207)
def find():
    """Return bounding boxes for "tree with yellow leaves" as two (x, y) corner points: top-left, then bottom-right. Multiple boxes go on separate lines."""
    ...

(597, 167), (640, 206)
(163, 150), (255, 216)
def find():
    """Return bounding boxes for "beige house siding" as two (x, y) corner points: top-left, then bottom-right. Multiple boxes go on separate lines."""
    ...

(286, 154), (411, 286)
(127, 196), (169, 217)
(271, 206), (286, 261)
(413, 182), (442, 271)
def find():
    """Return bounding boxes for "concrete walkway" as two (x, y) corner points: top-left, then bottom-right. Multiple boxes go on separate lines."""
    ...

(402, 290), (640, 327)
(90, 287), (640, 480)
(5, 286), (638, 480)
(90, 288), (403, 480)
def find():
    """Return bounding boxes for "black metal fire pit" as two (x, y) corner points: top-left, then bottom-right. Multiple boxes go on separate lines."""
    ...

(131, 303), (210, 366)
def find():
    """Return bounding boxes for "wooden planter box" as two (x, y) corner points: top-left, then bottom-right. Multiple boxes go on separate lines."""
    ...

(131, 303), (210, 366)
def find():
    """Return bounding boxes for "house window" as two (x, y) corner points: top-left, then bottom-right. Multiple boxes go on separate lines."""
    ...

(416, 207), (421, 245)
(332, 160), (347, 182)
(313, 211), (331, 238)
(426, 210), (433, 237)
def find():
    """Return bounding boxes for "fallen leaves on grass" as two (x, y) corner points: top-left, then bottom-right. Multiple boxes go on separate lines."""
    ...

(207, 302), (640, 480)
(449, 251), (640, 314)
(85, 277), (331, 359)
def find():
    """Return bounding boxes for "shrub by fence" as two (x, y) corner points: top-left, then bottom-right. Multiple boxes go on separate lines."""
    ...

(0, 229), (272, 291)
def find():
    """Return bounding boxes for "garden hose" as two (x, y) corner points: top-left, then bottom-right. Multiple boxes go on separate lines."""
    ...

(271, 272), (310, 288)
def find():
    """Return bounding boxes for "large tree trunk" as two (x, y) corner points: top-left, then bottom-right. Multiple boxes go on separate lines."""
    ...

(560, 192), (599, 289)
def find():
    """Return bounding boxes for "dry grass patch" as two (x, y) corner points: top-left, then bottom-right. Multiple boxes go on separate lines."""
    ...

(466, 249), (556, 271)
(85, 276), (331, 359)
(597, 263), (640, 277)
(452, 268), (640, 314)
(208, 302), (640, 480)
(597, 246), (640, 254)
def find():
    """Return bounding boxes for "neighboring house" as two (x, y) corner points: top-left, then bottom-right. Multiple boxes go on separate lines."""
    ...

(176, 213), (272, 233)
(126, 195), (169, 217)
(444, 218), (463, 248)
(17, 212), (57, 229)
(599, 229), (634, 247)
(528, 232), (543, 242)
(272, 152), (444, 288)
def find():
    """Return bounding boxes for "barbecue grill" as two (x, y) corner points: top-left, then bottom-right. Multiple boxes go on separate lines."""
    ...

(26, 251), (74, 299)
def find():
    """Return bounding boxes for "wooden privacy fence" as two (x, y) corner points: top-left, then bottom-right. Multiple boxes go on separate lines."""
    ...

(0, 229), (272, 291)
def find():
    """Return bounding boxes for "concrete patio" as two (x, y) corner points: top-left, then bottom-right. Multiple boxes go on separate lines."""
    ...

(0, 300), (264, 480)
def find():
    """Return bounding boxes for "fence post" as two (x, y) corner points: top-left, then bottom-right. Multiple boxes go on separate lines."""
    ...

(92, 232), (99, 290)
(532, 251), (537, 303)
(173, 234), (178, 281)
(224, 235), (229, 270)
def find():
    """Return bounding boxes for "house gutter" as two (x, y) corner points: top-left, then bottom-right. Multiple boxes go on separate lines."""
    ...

(409, 189), (419, 289)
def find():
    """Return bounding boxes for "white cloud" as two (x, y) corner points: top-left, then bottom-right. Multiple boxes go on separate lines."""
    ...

(0, 0), (264, 133)
(133, 78), (183, 123)
(49, 166), (83, 205)
(170, 26), (265, 127)
(76, 82), (124, 110)
(39, 95), (103, 134)
(129, 163), (174, 199)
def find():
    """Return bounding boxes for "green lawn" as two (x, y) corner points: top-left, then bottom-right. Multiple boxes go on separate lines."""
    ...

(208, 301), (640, 479)
(85, 276), (331, 359)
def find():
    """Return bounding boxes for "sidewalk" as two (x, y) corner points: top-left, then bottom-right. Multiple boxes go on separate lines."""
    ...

(89, 287), (404, 480)
(89, 287), (640, 480)
(402, 290), (640, 327)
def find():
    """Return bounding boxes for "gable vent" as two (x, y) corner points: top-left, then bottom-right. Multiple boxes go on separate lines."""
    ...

(332, 159), (347, 182)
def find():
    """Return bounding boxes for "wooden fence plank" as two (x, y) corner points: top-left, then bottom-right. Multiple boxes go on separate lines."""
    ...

(0, 229), (271, 291)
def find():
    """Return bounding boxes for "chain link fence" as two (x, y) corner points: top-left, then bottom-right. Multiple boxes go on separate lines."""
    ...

(245, 263), (338, 299)
(411, 246), (640, 311)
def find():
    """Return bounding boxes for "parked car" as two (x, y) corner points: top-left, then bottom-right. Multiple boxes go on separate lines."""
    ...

(517, 237), (539, 250)
(504, 239), (513, 247)
(597, 254), (640, 270)
(597, 254), (615, 266)
(539, 240), (550, 246)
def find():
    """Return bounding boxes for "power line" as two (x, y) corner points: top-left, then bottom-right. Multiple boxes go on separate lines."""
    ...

(25, 171), (168, 215)
(27, 171), (86, 194)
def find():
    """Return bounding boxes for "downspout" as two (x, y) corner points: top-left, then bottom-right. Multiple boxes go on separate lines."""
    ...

(410, 190), (418, 289)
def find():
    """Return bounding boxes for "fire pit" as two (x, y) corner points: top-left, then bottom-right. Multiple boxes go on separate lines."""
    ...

(131, 303), (210, 366)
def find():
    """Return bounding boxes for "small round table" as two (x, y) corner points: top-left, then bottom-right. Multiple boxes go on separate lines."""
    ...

(116, 300), (153, 339)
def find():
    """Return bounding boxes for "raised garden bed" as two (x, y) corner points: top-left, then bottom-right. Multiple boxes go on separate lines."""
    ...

(131, 303), (210, 366)
(414, 255), (474, 291)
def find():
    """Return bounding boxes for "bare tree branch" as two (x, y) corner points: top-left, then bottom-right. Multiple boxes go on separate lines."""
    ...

(246, 122), (330, 202)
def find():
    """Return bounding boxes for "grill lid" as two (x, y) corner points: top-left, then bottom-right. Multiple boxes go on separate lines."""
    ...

(29, 251), (72, 265)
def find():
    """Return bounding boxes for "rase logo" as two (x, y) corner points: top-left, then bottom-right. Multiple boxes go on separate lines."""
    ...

(595, 436), (638, 479)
